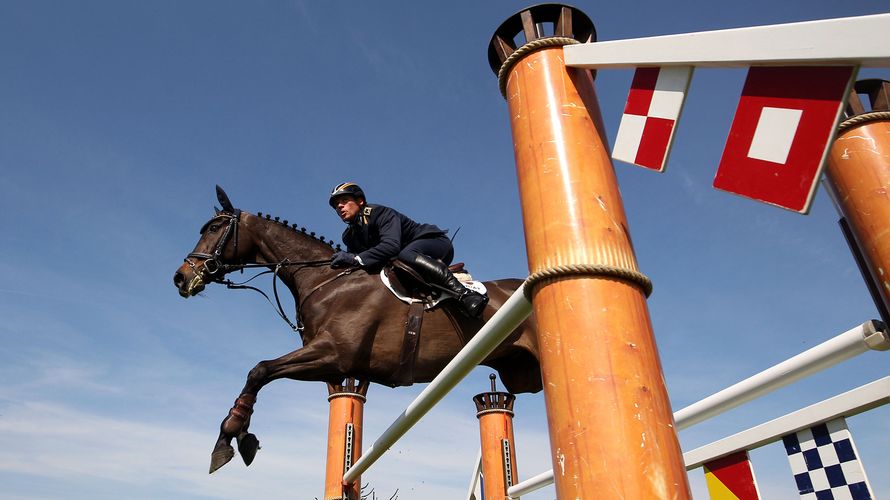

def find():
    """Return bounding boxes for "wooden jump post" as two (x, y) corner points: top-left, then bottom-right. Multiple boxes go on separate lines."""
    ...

(506, 319), (890, 497)
(473, 374), (519, 500)
(325, 379), (369, 500)
(825, 79), (890, 323)
(488, 4), (690, 498)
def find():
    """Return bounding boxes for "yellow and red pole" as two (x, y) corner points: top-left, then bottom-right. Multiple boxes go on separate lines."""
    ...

(488, 5), (690, 498)
(825, 80), (890, 318)
(473, 374), (519, 500)
(324, 379), (368, 500)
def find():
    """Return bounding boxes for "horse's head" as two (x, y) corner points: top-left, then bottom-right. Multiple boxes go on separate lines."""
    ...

(174, 186), (254, 298)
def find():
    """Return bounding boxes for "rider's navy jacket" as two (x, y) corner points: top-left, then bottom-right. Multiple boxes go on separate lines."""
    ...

(342, 204), (445, 270)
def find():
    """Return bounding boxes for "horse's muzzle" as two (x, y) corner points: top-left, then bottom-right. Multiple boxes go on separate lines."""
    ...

(174, 264), (205, 298)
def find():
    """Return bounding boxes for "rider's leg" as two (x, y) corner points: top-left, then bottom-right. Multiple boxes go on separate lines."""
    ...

(399, 237), (488, 318)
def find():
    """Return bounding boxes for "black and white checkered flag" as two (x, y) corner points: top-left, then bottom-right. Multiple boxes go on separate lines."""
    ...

(782, 417), (874, 499)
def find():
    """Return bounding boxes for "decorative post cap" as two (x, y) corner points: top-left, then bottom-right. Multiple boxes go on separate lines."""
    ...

(846, 79), (890, 116)
(487, 3), (595, 75)
(838, 79), (890, 133)
(327, 378), (370, 402)
(473, 374), (516, 417)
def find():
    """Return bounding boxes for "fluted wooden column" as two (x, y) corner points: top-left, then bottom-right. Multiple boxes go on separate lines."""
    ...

(825, 80), (890, 318)
(324, 379), (368, 500)
(488, 5), (690, 498)
(473, 374), (519, 500)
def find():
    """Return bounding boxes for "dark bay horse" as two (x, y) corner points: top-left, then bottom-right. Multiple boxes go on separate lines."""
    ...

(173, 187), (541, 473)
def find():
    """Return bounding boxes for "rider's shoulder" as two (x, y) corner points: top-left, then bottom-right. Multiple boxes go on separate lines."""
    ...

(364, 203), (396, 218)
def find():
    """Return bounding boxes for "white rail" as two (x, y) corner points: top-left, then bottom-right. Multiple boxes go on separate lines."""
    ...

(465, 448), (482, 500)
(674, 319), (888, 428)
(343, 284), (533, 484)
(504, 320), (889, 498)
(684, 376), (890, 469)
(505, 469), (559, 499)
(563, 14), (890, 69)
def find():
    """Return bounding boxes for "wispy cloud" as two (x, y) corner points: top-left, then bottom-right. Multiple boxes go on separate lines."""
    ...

(0, 398), (329, 499)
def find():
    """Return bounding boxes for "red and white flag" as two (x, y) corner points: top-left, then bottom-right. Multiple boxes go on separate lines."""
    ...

(713, 66), (856, 213)
(612, 66), (693, 172)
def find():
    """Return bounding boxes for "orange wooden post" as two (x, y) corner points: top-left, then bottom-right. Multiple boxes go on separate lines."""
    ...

(324, 379), (368, 500)
(488, 5), (690, 498)
(473, 374), (519, 500)
(825, 80), (890, 317)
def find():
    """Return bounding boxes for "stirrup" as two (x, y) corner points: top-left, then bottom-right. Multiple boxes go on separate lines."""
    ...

(460, 290), (489, 318)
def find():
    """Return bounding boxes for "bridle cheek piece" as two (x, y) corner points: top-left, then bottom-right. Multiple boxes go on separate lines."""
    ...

(185, 210), (241, 281)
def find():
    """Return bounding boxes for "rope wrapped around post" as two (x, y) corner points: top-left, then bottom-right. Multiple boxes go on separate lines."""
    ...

(497, 37), (580, 98)
(838, 110), (890, 132)
(523, 263), (653, 300)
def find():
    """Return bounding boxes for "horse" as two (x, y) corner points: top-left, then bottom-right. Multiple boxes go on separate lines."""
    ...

(173, 187), (541, 473)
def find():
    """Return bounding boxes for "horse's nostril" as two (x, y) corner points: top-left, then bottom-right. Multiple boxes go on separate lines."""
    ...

(174, 271), (185, 287)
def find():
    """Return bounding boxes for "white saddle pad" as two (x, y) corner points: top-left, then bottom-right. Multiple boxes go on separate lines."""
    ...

(380, 271), (487, 310)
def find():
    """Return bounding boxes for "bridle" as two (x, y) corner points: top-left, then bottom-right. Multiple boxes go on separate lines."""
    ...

(186, 210), (242, 277)
(184, 210), (353, 332)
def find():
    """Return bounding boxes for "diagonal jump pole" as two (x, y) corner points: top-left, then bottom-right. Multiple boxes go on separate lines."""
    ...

(487, 4), (691, 497)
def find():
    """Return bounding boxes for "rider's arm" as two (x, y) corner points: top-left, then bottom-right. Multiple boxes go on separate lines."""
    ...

(355, 206), (401, 269)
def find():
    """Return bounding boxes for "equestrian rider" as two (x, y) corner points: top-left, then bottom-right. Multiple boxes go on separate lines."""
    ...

(328, 182), (489, 318)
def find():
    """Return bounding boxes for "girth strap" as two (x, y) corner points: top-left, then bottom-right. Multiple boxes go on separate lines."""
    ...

(392, 301), (425, 387)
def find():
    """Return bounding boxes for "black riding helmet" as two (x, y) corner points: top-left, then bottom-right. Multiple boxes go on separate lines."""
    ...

(329, 182), (366, 207)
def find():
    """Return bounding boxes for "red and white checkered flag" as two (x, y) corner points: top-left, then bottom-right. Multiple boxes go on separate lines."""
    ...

(612, 66), (693, 172)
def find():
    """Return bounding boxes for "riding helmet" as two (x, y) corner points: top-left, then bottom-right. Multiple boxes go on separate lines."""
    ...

(329, 182), (366, 207)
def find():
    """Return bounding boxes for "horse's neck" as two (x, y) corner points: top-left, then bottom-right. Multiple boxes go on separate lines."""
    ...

(249, 217), (337, 295)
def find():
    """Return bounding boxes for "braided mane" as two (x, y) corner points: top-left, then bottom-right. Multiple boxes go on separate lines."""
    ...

(255, 211), (341, 251)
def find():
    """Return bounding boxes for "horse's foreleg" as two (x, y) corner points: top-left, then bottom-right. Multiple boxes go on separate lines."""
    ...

(209, 392), (257, 473)
(209, 342), (340, 473)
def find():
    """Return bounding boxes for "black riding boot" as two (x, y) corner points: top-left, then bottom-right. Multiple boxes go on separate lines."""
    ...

(411, 254), (489, 318)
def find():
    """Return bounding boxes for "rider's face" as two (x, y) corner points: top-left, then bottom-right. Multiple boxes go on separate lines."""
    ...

(333, 195), (363, 223)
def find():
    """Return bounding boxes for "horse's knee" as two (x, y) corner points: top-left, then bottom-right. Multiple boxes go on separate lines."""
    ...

(247, 362), (269, 385)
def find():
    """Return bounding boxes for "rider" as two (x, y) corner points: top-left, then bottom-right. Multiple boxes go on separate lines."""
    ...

(328, 182), (488, 318)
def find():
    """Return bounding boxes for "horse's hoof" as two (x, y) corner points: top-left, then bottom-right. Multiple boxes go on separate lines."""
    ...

(209, 444), (235, 474)
(237, 432), (261, 466)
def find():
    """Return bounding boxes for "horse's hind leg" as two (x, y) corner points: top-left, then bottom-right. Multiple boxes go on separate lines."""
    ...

(209, 343), (339, 473)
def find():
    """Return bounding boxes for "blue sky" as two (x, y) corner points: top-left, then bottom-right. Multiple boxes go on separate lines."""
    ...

(1, 1), (889, 498)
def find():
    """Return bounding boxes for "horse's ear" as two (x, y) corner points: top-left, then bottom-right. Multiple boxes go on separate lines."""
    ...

(214, 206), (221, 214)
(216, 185), (235, 213)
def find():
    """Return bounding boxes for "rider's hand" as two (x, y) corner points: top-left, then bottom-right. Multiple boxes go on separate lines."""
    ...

(331, 251), (360, 269)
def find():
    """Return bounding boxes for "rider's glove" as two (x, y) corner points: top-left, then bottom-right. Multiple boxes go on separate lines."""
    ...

(331, 251), (361, 269)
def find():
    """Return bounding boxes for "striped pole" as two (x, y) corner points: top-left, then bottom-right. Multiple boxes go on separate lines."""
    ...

(825, 80), (890, 320)
(325, 379), (368, 500)
(488, 5), (690, 498)
(473, 374), (519, 500)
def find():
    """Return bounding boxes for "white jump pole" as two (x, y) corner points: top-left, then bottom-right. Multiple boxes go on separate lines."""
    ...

(343, 284), (532, 485)
(506, 469), (558, 498)
(673, 319), (889, 428)
(683, 376), (890, 470)
(505, 319), (890, 498)
(464, 447), (482, 500)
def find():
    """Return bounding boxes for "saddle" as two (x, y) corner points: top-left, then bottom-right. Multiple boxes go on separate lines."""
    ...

(384, 259), (468, 303)
(382, 259), (472, 387)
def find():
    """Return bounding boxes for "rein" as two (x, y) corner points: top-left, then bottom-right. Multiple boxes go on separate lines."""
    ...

(214, 260), (353, 333)
(184, 211), (353, 332)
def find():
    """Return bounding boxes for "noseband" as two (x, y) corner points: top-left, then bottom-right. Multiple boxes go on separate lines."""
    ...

(186, 210), (242, 278)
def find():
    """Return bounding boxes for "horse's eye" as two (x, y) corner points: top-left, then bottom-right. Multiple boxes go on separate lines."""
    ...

(208, 224), (221, 233)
